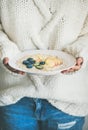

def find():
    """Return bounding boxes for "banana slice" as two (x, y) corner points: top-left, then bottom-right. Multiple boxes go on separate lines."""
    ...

(45, 56), (63, 68)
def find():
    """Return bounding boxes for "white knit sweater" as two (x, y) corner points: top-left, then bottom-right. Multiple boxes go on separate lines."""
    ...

(0, 0), (88, 116)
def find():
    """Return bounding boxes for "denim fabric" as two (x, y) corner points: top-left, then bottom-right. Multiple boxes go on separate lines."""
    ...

(0, 97), (85, 130)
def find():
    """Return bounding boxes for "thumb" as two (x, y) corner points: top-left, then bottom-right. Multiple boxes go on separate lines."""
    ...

(3, 57), (9, 65)
(76, 57), (83, 66)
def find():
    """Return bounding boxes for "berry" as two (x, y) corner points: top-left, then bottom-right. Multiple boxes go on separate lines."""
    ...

(26, 64), (33, 68)
(39, 61), (45, 65)
(22, 60), (29, 65)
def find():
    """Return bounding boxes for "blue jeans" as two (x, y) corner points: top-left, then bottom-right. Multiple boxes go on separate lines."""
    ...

(0, 97), (85, 130)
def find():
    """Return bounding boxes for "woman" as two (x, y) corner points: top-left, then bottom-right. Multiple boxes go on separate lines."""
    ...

(0, 0), (88, 129)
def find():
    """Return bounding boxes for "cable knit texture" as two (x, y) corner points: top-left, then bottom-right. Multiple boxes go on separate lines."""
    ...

(0, 0), (88, 116)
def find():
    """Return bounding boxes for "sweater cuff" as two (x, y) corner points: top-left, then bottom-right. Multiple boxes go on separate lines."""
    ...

(0, 40), (22, 75)
(75, 49), (88, 68)
(62, 44), (88, 69)
(0, 40), (21, 61)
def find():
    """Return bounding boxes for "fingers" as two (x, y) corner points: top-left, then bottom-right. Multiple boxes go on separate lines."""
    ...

(69, 65), (81, 71)
(3, 57), (25, 75)
(61, 66), (80, 74)
(5, 63), (25, 75)
(61, 57), (83, 74)
(18, 71), (25, 75)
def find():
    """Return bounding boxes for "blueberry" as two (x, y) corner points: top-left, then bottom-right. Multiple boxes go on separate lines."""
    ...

(29, 60), (36, 64)
(27, 58), (34, 61)
(39, 61), (45, 65)
(27, 58), (36, 64)
(26, 64), (33, 68)
(22, 60), (29, 65)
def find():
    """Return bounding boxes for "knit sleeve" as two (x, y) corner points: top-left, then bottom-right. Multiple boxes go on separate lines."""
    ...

(62, 15), (88, 68)
(0, 23), (20, 61)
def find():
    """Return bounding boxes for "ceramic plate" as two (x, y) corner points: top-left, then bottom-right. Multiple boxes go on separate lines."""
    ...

(9, 50), (76, 75)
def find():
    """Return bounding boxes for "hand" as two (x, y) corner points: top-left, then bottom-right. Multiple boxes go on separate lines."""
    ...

(3, 57), (25, 75)
(61, 57), (83, 74)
